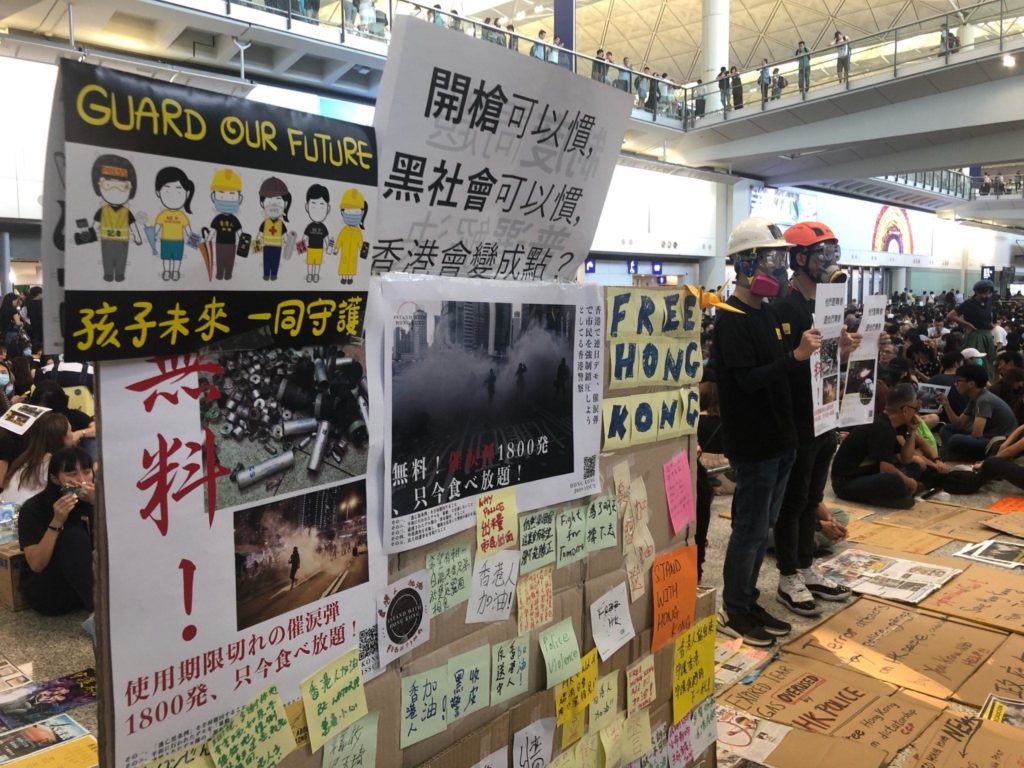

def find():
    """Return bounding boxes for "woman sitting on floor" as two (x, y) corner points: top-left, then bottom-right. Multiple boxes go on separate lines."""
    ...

(16, 446), (95, 616)
(3, 412), (74, 506)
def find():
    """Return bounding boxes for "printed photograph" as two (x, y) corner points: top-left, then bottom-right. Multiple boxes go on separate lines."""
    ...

(202, 341), (369, 513)
(0, 670), (96, 729)
(819, 338), (839, 378)
(916, 383), (949, 414)
(390, 301), (575, 516)
(845, 360), (876, 406)
(233, 479), (369, 631)
(0, 714), (88, 761)
(822, 375), (838, 405)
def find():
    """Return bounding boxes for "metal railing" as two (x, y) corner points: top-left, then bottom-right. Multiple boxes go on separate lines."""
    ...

(877, 169), (975, 199)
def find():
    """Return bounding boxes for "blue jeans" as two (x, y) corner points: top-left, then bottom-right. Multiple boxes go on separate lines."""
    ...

(723, 450), (796, 617)
(939, 423), (990, 460)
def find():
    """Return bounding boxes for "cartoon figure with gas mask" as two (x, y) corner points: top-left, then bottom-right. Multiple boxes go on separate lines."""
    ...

(209, 169), (246, 280)
(333, 188), (369, 285)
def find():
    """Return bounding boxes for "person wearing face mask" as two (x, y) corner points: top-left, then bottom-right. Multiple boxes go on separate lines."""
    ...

(712, 217), (822, 647)
(209, 169), (245, 281)
(769, 221), (857, 617)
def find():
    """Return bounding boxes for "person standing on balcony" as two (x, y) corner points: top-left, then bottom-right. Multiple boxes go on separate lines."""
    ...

(506, 24), (518, 51)
(834, 31), (851, 83)
(530, 30), (548, 60)
(759, 59), (771, 103)
(717, 66), (731, 110)
(731, 66), (744, 110)
(616, 56), (632, 92)
(592, 49), (606, 81)
(795, 41), (811, 93)
(694, 78), (706, 118)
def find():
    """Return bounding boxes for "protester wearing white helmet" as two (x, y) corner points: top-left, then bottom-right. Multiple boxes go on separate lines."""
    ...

(712, 217), (822, 647)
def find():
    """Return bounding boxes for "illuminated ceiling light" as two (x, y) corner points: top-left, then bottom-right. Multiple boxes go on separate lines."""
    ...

(515, 10), (526, 20)
(1003, 54), (1015, 67)
(533, 4), (544, 13)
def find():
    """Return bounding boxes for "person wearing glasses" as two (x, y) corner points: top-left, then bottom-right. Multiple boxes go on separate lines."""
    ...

(712, 217), (822, 648)
(936, 365), (1017, 460)
(831, 383), (923, 508)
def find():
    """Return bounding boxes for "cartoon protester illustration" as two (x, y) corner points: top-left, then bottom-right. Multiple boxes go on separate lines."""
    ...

(334, 188), (368, 285)
(153, 167), (197, 281)
(254, 177), (291, 281)
(302, 184), (331, 283)
(209, 168), (245, 280)
(85, 154), (143, 282)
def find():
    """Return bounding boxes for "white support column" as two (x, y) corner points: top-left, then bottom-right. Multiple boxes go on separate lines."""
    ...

(702, 0), (729, 83)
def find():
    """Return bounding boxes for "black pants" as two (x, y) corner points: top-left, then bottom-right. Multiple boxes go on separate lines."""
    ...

(832, 470), (916, 509)
(22, 526), (94, 615)
(980, 456), (1024, 489)
(774, 431), (837, 574)
(695, 462), (712, 580)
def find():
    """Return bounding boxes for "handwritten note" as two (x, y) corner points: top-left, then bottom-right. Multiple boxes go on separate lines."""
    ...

(590, 582), (636, 661)
(555, 648), (598, 724)
(626, 655), (656, 716)
(322, 711), (378, 768)
(207, 685), (296, 768)
(576, 734), (600, 767)
(472, 748), (508, 768)
(377, 570), (431, 667)
(299, 648), (367, 751)
(612, 461), (631, 514)
(598, 715), (625, 768)
(477, 487), (518, 557)
(513, 718), (555, 768)
(651, 545), (698, 653)
(139, 743), (214, 768)
(426, 543), (472, 617)
(539, 618), (583, 689)
(552, 738), (583, 768)
(631, 476), (649, 525)
(447, 644), (491, 721)
(561, 708), (586, 750)
(556, 506), (588, 567)
(668, 697), (716, 766)
(622, 709), (652, 763)
(399, 665), (450, 748)
(520, 508), (557, 574)
(672, 615), (716, 724)
(466, 549), (520, 623)
(588, 671), (619, 732)
(663, 451), (695, 535)
(491, 634), (530, 705)
(517, 565), (554, 634)
(586, 495), (618, 552)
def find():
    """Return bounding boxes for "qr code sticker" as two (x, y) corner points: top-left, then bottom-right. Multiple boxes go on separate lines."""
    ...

(583, 455), (596, 479)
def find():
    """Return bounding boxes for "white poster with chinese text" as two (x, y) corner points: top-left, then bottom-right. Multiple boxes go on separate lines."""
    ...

(99, 356), (386, 768)
(371, 16), (632, 280)
(839, 293), (887, 428)
(810, 283), (847, 436)
(369, 274), (602, 553)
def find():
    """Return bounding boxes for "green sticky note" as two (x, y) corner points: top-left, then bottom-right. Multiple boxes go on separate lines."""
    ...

(556, 506), (587, 567)
(586, 495), (618, 553)
(520, 508), (556, 574)
(491, 633), (530, 705)
(539, 618), (582, 689)
(400, 665), (450, 749)
(448, 644), (491, 721)
(426, 543), (473, 617)
(323, 711), (378, 768)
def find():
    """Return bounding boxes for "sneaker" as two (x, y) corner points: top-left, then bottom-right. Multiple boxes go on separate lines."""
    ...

(776, 574), (820, 617)
(800, 567), (852, 602)
(717, 610), (775, 648)
(749, 603), (792, 636)
(986, 436), (1007, 456)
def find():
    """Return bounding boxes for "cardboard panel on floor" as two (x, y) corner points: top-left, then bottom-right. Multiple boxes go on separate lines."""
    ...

(783, 597), (1006, 699)
(904, 712), (1024, 768)
(954, 632), (1024, 707)
(719, 653), (944, 758)
(767, 727), (889, 768)
(921, 563), (1024, 634)
(981, 511), (1024, 538)
(843, 518), (948, 554)
(866, 502), (999, 543)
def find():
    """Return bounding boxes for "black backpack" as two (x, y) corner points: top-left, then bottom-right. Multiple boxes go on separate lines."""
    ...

(778, 75), (787, 88)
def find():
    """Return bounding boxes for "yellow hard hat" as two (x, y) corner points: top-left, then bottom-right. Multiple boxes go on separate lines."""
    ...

(340, 188), (365, 209)
(211, 168), (243, 192)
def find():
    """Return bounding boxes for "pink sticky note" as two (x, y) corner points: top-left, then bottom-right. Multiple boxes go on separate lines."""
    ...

(663, 452), (695, 535)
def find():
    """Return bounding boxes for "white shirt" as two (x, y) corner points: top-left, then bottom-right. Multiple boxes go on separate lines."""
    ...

(3, 459), (48, 506)
(993, 324), (1008, 347)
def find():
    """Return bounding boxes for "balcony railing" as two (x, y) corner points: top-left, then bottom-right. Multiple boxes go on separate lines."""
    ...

(877, 169), (975, 199)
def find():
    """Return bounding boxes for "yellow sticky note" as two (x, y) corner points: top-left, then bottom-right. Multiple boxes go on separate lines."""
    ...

(283, 698), (309, 750)
(598, 714), (625, 768)
(323, 711), (378, 768)
(539, 618), (582, 688)
(680, 385), (700, 436)
(575, 733), (601, 768)
(476, 487), (518, 557)
(551, 744), (583, 768)
(630, 476), (649, 525)
(10, 735), (100, 768)
(624, 549), (646, 603)
(555, 648), (599, 724)
(602, 396), (631, 450)
(656, 391), (685, 440)
(300, 648), (367, 752)
(625, 656), (656, 716)
(560, 708), (586, 751)
(626, 394), (659, 445)
(672, 615), (716, 723)
(208, 685), (297, 768)
(621, 709), (652, 763)
(611, 461), (631, 514)
(517, 565), (554, 634)
(588, 671), (618, 732)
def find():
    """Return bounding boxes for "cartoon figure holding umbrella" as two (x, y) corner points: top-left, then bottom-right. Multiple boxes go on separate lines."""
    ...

(153, 167), (199, 281)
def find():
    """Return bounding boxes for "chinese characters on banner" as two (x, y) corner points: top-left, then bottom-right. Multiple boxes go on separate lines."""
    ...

(371, 274), (602, 552)
(371, 16), (631, 280)
(839, 294), (887, 428)
(810, 283), (847, 436)
(55, 60), (376, 360)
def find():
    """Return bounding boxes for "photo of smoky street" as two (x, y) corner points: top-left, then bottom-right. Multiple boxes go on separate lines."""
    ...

(233, 479), (368, 631)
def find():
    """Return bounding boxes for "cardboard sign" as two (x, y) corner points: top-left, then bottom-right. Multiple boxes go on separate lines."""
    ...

(651, 545), (698, 653)
(911, 712), (1024, 768)
(987, 496), (1024, 514)
(843, 518), (947, 555)
(955, 632), (1024, 707)
(922, 563), (1024, 633)
(784, 597), (1004, 699)
(982, 511), (1024, 538)
(868, 502), (999, 543)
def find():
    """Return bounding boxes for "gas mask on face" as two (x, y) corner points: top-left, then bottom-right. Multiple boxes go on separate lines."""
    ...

(737, 249), (788, 298)
(806, 242), (846, 284)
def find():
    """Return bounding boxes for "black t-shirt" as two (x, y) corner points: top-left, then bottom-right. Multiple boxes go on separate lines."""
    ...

(16, 486), (94, 587)
(831, 415), (903, 483)
(211, 214), (243, 245)
(772, 288), (815, 442)
(304, 222), (330, 250)
(928, 372), (967, 419)
(711, 295), (797, 460)
(697, 414), (725, 454)
(957, 297), (994, 330)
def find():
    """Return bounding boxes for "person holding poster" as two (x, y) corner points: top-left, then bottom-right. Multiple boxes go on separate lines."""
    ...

(712, 217), (821, 647)
(771, 221), (854, 617)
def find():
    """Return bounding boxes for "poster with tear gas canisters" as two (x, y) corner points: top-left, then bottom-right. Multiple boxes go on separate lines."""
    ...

(810, 283), (846, 436)
(839, 294), (887, 428)
(369, 274), (603, 553)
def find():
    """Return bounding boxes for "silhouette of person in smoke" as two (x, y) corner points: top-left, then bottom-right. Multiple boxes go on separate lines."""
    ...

(289, 546), (300, 590)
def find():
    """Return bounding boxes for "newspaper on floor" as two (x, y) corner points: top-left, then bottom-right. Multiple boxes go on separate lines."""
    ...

(716, 705), (790, 765)
(815, 548), (961, 603)
(978, 693), (1024, 728)
(714, 638), (772, 688)
(955, 539), (1024, 569)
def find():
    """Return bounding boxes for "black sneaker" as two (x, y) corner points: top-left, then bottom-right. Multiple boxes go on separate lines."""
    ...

(800, 568), (852, 602)
(717, 610), (775, 648)
(776, 574), (821, 617)
(749, 603), (792, 636)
